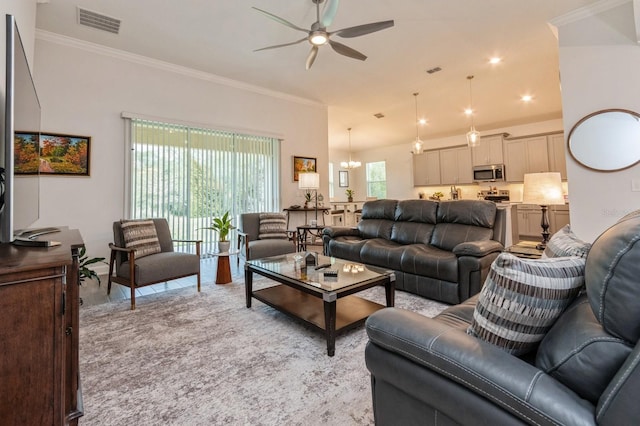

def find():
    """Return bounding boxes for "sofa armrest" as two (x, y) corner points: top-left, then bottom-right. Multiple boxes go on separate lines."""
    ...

(322, 226), (360, 238)
(453, 240), (504, 257)
(365, 308), (595, 426)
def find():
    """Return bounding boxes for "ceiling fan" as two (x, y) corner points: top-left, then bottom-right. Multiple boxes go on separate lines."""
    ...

(253, 0), (394, 70)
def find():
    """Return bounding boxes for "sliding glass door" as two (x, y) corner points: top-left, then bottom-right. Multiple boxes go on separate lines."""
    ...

(126, 118), (280, 253)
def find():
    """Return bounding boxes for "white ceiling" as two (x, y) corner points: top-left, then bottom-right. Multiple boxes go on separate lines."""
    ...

(34, 0), (602, 151)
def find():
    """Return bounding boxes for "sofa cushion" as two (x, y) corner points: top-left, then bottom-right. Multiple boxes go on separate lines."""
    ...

(535, 295), (632, 404)
(400, 244), (458, 283)
(431, 223), (494, 252)
(391, 222), (434, 245)
(468, 253), (586, 356)
(360, 239), (407, 270)
(394, 199), (438, 223)
(542, 224), (591, 259)
(258, 212), (288, 239)
(357, 219), (395, 240)
(327, 236), (367, 263)
(360, 199), (398, 220)
(436, 200), (497, 228)
(120, 219), (161, 259)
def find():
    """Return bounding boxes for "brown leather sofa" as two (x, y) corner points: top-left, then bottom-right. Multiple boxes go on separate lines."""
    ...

(322, 199), (505, 304)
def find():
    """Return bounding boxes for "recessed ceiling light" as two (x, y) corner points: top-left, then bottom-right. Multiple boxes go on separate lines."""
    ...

(489, 57), (501, 65)
(521, 95), (533, 102)
(419, 118), (427, 125)
(464, 108), (473, 116)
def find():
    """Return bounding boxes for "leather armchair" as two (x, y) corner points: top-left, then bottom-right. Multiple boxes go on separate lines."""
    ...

(365, 211), (640, 425)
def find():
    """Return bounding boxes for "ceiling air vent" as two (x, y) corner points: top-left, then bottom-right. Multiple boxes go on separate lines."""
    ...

(373, 113), (385, 119)
(426, 66), (442, 74)
(77, 7), (121, 34)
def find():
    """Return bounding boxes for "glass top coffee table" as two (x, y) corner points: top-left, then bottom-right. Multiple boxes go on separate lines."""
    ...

(245, 253), (395, 356)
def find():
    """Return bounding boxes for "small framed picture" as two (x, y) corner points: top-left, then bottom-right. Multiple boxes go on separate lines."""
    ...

(338, 170), (349, 187)
(293, 156), (317, 182)
(15, 132), (91, 176)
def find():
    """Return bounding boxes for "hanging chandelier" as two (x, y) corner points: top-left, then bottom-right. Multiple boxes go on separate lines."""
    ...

(466, 75), (480, 147)
(340, 127), (361, 169)
(411, 92), (424, 154)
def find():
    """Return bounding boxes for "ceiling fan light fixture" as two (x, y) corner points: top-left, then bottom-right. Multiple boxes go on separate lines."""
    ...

(309, 31), (328, 46)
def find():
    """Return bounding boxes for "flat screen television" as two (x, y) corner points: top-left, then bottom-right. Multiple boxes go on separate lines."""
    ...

(1, 14), (41, 243)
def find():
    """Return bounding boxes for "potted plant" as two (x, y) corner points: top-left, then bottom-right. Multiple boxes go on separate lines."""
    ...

(79, 247), (106, 285)
(205, 211), (235, 253)
(345, 189), (354, 202)
(304, 190), (314, 209)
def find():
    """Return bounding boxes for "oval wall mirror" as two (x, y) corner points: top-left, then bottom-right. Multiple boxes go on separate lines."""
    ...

(568, 109), (640, 171)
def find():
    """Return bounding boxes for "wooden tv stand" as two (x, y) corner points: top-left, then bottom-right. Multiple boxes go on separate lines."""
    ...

(0, 228), (84, 425)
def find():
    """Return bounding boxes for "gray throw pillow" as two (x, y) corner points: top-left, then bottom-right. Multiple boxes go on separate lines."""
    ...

(120, 219), (161, 258)
(542, 224), (591, 259)
(258, 213), (288, 239)
(468, 253), (586, 355)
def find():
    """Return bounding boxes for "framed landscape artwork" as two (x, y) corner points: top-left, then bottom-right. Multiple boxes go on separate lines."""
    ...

(293, 156), (316, 182)
(15, 132), (91, 176)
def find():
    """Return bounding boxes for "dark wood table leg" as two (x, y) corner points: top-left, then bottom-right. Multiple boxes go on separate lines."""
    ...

(385, 278), (395, 307)
(216, 255), (232, 284)
(323, 298), (337, 357)
(245, 264), (253, 308)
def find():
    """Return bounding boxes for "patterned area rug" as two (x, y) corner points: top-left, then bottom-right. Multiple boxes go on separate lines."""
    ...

(79, 277), (447, 425)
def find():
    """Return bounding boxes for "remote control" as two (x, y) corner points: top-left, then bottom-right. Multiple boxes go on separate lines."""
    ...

(314, 263), (332, 270)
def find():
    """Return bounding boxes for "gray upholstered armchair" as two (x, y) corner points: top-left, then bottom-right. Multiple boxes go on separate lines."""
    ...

(237, 212), (296, 264)
(108, 218), (201, 310)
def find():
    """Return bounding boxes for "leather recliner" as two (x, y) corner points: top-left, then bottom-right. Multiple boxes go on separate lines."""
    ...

(364, 211), (640, 425)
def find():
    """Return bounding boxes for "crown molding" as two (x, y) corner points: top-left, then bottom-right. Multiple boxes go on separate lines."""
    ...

(35, 29), (325, 108)
(549, 0), (631, 27)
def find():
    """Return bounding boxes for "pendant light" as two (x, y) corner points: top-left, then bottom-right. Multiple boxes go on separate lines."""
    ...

(340, 127), (361, 169)
(411, 92), (424, 154)
(466, 75), (480, 147)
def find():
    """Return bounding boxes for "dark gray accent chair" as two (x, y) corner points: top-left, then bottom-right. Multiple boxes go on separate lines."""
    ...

(365, 211), (640, 425)
(107, 218), (201, 310)
(323, 199), (505, 304)
(237, 213), (296, 264)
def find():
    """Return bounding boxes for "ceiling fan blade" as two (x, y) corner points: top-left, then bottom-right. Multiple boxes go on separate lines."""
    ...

(252, 7), (309, 33)
(254, 37), (307, 52)
(328, 40), (366, 61)
(331, 20), (395, 38)
(305, 46), (319, 70)
(321, 0), (340, 27)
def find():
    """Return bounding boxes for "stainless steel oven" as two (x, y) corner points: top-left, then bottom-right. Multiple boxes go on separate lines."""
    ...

(473, 164), (505, 182)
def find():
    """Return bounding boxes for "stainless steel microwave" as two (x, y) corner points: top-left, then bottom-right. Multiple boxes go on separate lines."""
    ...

(473, 164), (505, 182)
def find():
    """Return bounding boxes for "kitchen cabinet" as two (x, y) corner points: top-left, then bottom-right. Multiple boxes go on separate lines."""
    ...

(517, 204), (570, 241)
(413, 150), (441, 186)
(472, 134), (505, 166)
(547, 133), (567, 179)
(0, 229), (84, 425)
(504, 135), (550, 182)
(440, 146), (473, 184)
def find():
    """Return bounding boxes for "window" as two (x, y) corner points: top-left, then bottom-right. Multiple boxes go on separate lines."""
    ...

(366, 161), (387, 199)
(125, 117), (280, 253)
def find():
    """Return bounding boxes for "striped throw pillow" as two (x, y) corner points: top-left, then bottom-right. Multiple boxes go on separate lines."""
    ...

(468, 253), (586, 355)
(542, 224), (591, 259)
(258, 213), (288, 240)
(120, 219), (161, 259)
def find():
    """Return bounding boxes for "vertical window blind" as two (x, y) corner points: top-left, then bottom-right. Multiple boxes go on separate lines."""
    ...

(126, 118), (281, 254)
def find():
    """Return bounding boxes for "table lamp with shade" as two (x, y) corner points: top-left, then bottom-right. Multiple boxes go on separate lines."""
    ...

(298, 172), (320, 223)
(522, 172), (565, 249)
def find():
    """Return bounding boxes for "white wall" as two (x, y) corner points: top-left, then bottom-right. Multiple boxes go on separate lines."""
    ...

(555, 1), (640, 241)
(33, 34), (328, 260)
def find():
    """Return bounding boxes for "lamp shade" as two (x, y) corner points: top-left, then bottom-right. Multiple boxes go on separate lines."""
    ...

(298, 172), (320, 189)
(522, 172), (564, 205)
